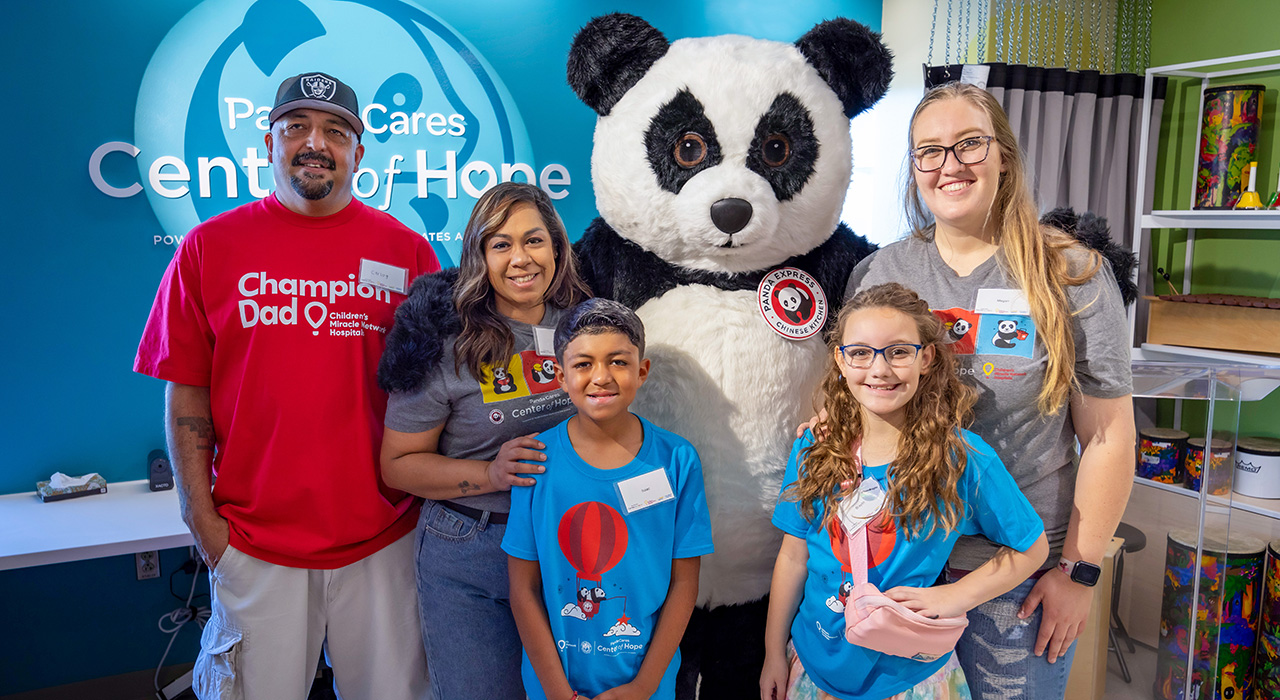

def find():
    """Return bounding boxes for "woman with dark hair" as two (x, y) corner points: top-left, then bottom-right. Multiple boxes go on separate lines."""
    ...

(380, 181), (591, 699)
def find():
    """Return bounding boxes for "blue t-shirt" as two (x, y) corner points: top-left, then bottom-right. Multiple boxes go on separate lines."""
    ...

(772, 430), (1044, 700)
(503, 415), (715, 700)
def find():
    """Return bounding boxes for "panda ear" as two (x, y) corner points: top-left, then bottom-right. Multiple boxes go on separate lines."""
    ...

(567, 13), (670, 116)
(795, 18), (894, 120)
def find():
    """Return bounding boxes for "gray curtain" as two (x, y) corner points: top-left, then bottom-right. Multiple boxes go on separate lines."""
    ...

(924, 64), (1167, 251)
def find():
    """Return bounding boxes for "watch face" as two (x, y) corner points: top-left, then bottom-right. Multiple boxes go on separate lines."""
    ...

(1071, 562), (1102, 586)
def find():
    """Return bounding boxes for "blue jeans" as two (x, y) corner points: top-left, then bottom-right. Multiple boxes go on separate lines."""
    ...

(948, 575), (1077, 700)
(416, 500), (524, 700)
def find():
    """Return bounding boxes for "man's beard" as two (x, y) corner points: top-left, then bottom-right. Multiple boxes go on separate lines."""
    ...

(290, 151), (336, 200)
(290, 174), (334, 200)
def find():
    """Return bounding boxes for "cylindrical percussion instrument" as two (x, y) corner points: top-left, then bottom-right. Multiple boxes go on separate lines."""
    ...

(1155, 528), (1265, 700)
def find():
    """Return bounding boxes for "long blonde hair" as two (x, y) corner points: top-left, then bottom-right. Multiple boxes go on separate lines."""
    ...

(791, 283), (977, 538)
(454, 182), (590, 378)
(904, 82), (1101, 415)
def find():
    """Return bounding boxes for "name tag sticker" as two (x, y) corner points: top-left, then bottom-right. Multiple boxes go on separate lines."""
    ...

(837, 476), (885, 537)
(359, 259), (409, 295)
(974, 288), (1031, 316)
(533, 326), (556, 357)
(616, 469), (675, 514)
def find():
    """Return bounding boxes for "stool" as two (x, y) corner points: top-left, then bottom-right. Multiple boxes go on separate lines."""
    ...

(1110, 521), (1147, 683)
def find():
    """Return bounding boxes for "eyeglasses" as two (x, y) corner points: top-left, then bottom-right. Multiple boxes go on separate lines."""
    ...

(837, 343), (924, 369)
(910, 135), (995, 172)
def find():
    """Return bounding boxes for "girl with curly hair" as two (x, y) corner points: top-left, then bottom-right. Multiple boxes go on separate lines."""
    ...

(761, 283), (1048, 700)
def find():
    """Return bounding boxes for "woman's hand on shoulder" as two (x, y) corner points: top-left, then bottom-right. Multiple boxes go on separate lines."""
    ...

(486, 433), (547, 491)
(794, 408), (830, 440)
(883, 583), (971, 620)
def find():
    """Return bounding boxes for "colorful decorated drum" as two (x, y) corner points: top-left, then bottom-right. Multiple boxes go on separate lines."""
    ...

(1195, 84), (1264, 209)
(1140, 428), (1190, 483)
(1234, 437), (1280, 500)
(1258, 541), (1280, 700)
(1155, 528), (1265, 700)
(1185, 437), (1233, 495)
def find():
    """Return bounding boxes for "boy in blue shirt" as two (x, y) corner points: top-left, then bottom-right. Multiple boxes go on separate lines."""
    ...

(504, 298), (715, 700)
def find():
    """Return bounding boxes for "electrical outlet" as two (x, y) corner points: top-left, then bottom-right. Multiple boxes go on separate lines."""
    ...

(136, 550), (160, 580)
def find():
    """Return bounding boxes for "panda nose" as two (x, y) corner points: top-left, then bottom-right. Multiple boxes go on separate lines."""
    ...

(710, 198), (752, 235)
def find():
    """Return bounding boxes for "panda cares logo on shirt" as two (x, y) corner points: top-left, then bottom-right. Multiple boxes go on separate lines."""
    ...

(479, 351), (561, 403)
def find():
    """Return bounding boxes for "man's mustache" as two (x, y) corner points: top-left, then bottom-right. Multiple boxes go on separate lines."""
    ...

(292, 151), (335, 169)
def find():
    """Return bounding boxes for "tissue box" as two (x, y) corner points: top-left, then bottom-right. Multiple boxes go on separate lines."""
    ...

(36, 474), (108, 502)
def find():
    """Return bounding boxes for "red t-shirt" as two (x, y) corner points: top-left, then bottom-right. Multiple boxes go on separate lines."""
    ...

(135, 194), (440, 568)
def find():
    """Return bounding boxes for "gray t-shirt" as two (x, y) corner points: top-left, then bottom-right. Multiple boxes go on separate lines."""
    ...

(846, 235), (1131, 570)
(385, 306), (575, 512)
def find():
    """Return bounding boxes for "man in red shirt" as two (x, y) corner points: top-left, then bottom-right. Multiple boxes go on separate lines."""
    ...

(136, 72), (438, 699)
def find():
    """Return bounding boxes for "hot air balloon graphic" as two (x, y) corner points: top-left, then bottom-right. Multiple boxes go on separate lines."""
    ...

(557, 501), (639, 636)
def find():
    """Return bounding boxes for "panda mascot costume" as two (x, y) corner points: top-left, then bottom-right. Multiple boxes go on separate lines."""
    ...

(565, 14), (891, 698)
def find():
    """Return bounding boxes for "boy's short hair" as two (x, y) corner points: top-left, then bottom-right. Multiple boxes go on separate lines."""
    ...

(554, 299), (645, 363)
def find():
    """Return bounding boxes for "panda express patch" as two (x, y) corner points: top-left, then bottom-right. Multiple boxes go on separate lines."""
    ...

(758, 267), (827, 340)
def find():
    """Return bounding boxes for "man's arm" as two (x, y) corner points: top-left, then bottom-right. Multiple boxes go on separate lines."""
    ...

(596, 557), (701, 700)
(509, 556), (576, 700)
(165, 381), (229, 569)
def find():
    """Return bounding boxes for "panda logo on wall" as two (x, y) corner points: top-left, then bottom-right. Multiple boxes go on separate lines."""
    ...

(532, 359), (557, 385)
(566, 13), (890, 697)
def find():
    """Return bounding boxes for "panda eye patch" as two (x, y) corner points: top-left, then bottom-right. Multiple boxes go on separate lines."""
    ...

(747, 92), (818, 202)
(762, 134), (791, 167)
(675, 133), (708, 168)
(644, 89), (722, 194)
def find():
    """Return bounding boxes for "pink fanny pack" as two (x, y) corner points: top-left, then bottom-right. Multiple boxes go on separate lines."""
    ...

(841, 451), (968, 661)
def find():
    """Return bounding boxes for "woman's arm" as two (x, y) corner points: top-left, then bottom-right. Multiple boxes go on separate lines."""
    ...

(760, 534), (809, 700)
(595, 557), (701, 700)
(885, 533), (1049, 618)
(1019, 392), (1135, 662)
(509, 556), (576, 700)
(380, 425), (546, 500)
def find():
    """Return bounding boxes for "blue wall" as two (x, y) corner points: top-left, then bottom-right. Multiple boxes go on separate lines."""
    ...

(0, 0), (880, 692)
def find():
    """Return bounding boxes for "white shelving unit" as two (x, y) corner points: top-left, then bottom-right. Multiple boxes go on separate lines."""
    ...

(1129, 48), (1280, 365)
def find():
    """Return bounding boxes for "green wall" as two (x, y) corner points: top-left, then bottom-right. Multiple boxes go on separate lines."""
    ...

(1149, 0), (1280, 439)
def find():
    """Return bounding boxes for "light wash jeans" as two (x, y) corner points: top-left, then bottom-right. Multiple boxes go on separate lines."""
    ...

(415, 500), (524, 700)
(948, 575), (1077, 700)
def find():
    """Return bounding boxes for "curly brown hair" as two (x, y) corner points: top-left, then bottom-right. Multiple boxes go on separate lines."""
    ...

(790, 283), (977, 538)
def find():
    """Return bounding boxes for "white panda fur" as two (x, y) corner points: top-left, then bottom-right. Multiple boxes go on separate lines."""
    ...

(635, 285), (827, 605)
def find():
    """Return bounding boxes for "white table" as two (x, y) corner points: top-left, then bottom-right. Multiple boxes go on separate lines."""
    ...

(0, 480), (193, 571)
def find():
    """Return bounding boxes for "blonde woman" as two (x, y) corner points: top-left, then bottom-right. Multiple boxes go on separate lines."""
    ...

(843, 83), (1135, 699)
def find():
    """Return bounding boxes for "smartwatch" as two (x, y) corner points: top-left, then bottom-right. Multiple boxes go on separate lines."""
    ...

(1057, 557), (1102, 587)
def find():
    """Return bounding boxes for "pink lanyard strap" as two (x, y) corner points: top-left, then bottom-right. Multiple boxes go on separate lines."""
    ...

(846, 443), (871, 586)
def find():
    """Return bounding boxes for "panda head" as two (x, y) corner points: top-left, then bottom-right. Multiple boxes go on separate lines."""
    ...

(998, 320), (1017, 333)
(952, 318), (971, 335)
(569, 14), (892, 274)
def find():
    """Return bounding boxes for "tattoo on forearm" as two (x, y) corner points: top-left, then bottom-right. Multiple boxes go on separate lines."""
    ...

(177, 416), (216, 451)
(458, 480), (480, 494)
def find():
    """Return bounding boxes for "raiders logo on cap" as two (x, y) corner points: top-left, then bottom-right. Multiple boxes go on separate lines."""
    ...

(269, 71), (364, 136)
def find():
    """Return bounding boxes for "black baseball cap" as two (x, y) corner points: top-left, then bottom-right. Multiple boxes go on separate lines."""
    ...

(269, 72), (363, 136)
